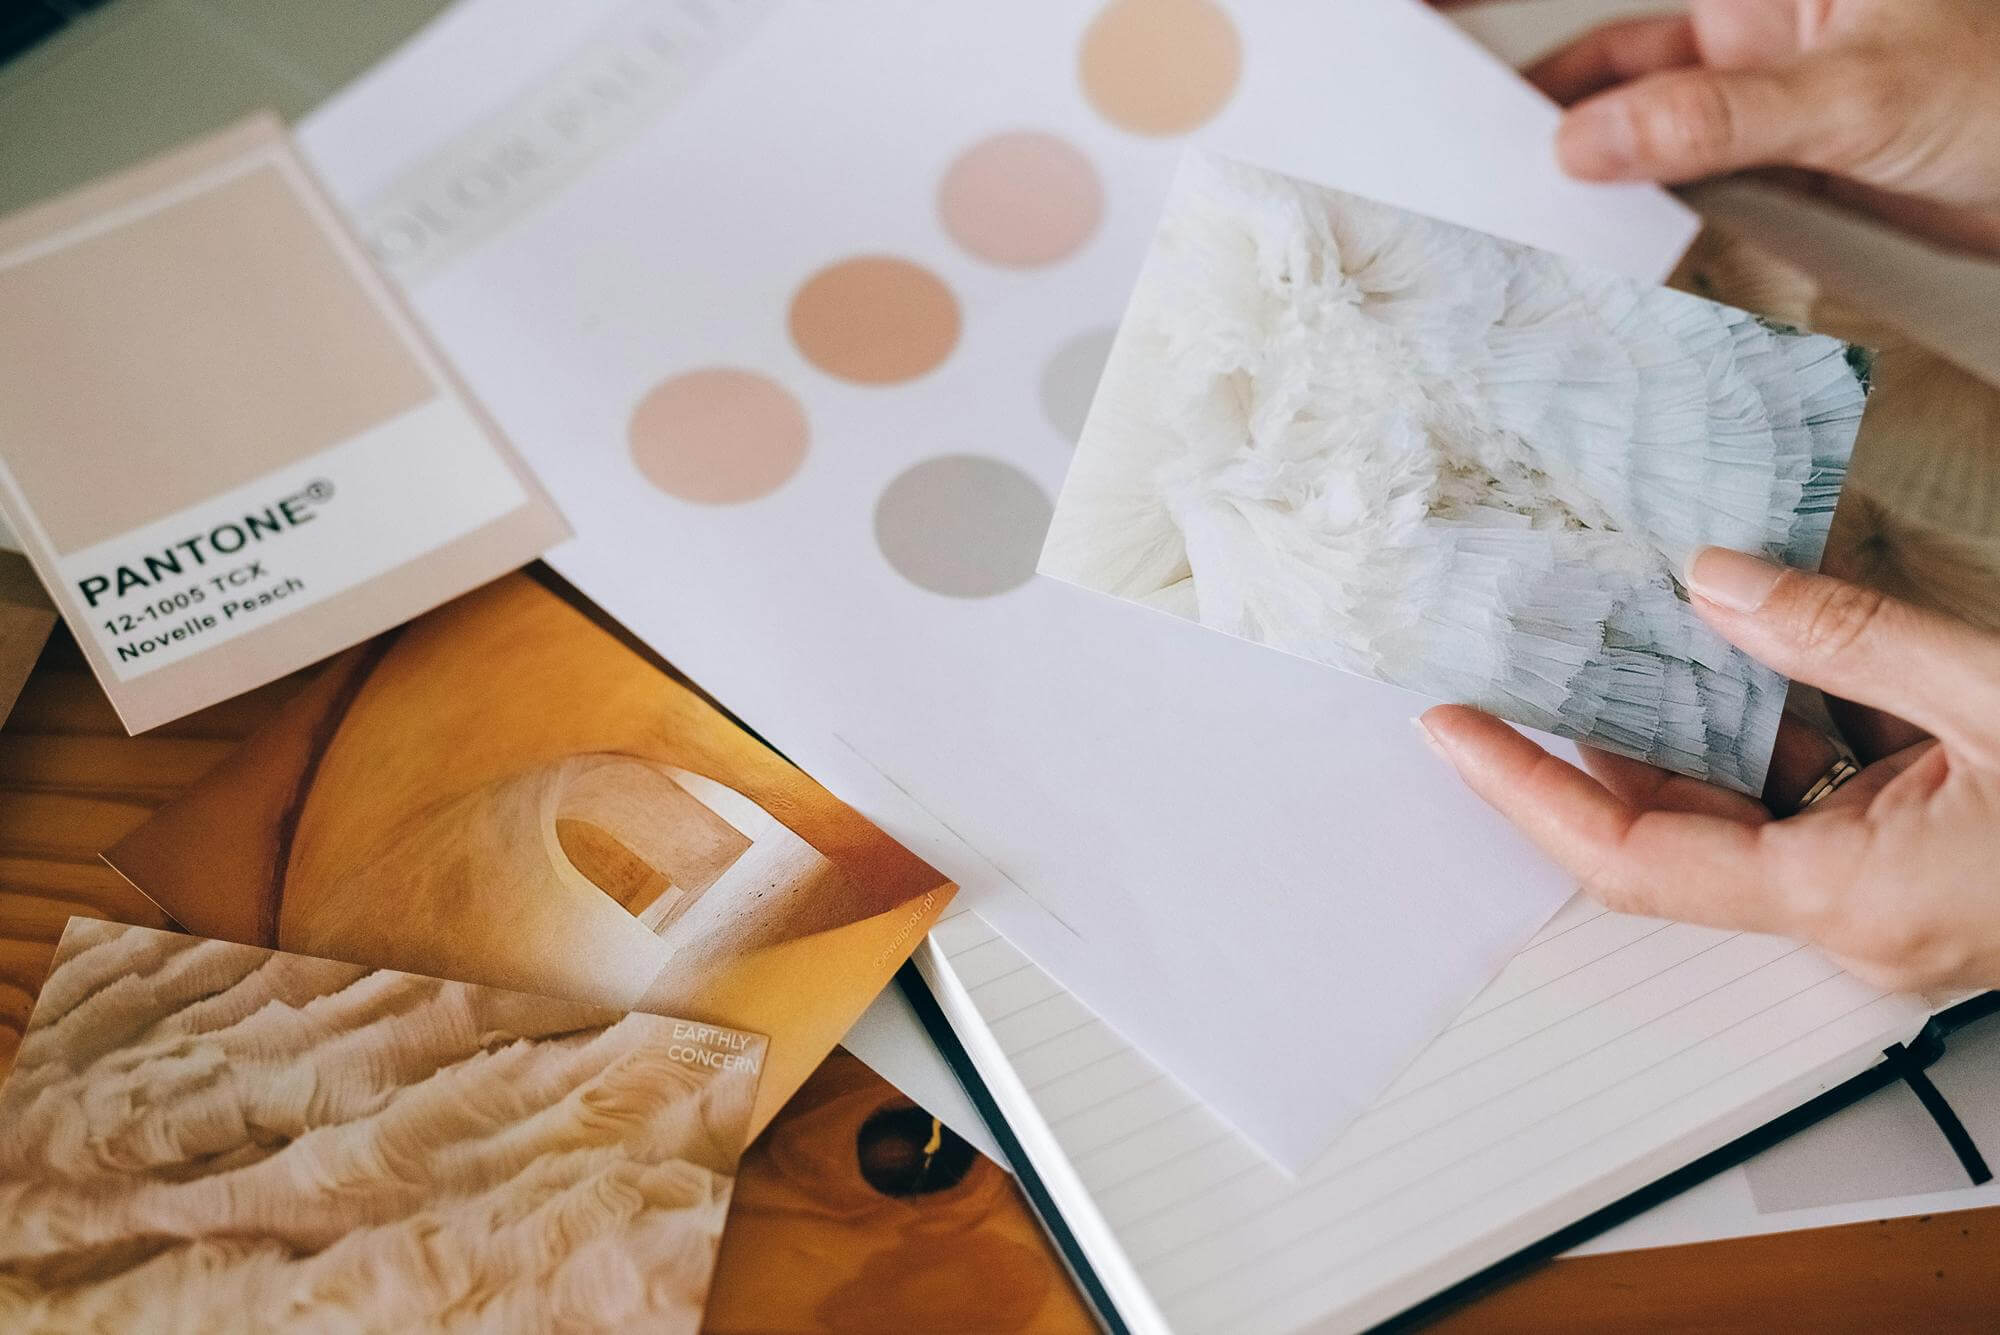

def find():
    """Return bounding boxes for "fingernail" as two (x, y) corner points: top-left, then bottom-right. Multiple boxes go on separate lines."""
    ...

(1685, 546), (1784, 613)
(1557, 99), (1637, 179)
(1412, 715), (1454, 765)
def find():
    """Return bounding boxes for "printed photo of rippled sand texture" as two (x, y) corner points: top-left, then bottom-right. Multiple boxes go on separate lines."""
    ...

(0, 918), (764, 1334)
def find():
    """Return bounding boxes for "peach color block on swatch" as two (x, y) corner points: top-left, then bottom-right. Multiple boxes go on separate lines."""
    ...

(0, 114), (568, 732)
(0, 164), (434, 555)
(938, 131), (1102, 268)
(629, 369), (809, 505)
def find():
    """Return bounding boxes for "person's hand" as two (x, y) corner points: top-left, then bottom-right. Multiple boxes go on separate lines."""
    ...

(1501, 0), (2000, 255)
(1419, 546), (2000, 992)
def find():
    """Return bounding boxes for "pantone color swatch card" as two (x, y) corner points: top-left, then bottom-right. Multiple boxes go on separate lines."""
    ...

(0, 917), (760, 1333)
(1043, 152), (1870, 797)
(0, 552), (55, 725)
(0, 114), (567, 731)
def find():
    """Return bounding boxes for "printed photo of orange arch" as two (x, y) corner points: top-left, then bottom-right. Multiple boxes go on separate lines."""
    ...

(106, 572), (955, 1135)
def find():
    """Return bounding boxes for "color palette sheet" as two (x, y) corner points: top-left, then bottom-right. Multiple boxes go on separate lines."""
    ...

(299, 0), (1698, 1169)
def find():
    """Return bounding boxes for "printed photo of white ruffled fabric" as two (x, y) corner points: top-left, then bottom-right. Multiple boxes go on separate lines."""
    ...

(1041, 153), (1870, 794)
(0, 918), (764, 1335)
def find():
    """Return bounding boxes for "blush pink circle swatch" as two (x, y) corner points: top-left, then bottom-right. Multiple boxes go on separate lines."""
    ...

(875, 455), (1053, 598)
(629, 368), (809, 504)
(1080, 0), (1242, 135)
(939, 131), (1103, 267)
(789, 256), (960, 384)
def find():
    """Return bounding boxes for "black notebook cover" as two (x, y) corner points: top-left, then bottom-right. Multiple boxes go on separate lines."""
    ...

(900, 963), (1998, 1335)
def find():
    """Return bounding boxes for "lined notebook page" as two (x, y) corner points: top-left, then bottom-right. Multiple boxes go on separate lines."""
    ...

(926, 896), (1929, 1334)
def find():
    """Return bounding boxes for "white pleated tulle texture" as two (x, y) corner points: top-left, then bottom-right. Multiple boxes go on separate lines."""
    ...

(0, 920), (757, 1335)
(1042, 154), (1868, 794)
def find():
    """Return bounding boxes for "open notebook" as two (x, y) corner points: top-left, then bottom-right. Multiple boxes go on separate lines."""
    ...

(912, 897), (1986, 1333)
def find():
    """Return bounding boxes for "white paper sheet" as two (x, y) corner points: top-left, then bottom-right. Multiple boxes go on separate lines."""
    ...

(299, 0), (1698, 1170)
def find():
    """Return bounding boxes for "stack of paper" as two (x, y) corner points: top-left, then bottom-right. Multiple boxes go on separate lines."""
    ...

(294, 0), (1700, 1171)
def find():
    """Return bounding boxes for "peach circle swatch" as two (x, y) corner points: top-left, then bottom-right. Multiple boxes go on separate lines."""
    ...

(629, 368), (808, 504)
(789, 256), (960, 384)
(939, 131), (1103, 267)
(1079, 0), (1242, 136)
(875, 455), (1052, 598)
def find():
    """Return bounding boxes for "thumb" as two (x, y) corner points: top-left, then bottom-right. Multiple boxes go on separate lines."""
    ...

(1683, 547), (2000, 755)
(1557, 64), (1821, 183)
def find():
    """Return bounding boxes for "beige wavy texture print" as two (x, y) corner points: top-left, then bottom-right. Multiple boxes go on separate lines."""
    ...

(0, 918), (764, 1334)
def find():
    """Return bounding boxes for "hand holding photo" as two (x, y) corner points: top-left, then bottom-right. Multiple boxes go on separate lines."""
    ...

(1041, 153), (1870, 795)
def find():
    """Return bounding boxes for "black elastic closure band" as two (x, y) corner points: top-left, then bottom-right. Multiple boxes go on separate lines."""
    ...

(1884, 1039), (1993, 1187)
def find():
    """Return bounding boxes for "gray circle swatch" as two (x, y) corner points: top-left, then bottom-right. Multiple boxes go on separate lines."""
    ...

(875, 455), (1053, 598)
(1040, 326), (1118, 444)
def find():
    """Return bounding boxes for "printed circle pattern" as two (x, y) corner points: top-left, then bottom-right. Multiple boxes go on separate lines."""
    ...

(789, 256), (961, 384)
(1040, 326), (1119, 444)
(939, 131), (1103, 267)
(1080, 0), (1242, 136)
(629, 368), (809, 504)
(875, 455), (1053, 597)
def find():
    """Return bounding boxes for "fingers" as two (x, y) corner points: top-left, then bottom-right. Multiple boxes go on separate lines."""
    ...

(1684, 547), (2000, 757)
(1420, 706), (1795, 933)
(1808, 179), (2000, 259)
(1802, 738), (1942, 818)
(1825, 697), (1933, 766)
(1557, 65), (1812, 183)
(1580, 744), (1770, 821)
(1759, 712), (1847, 813)
(1524, 15), (1699, 106)
(1589, 699), (1895, 815)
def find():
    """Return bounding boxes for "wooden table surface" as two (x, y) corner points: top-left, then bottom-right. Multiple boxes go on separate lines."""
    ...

(6, 622), (1999, 1333)
(0, 629), (1101, 1335)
